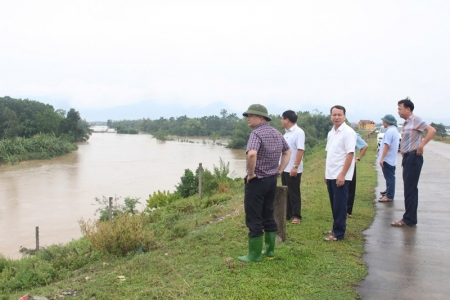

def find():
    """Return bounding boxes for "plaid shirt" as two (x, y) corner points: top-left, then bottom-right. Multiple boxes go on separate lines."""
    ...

(401, 115), (429, 153)
(246, 122), (289, 178)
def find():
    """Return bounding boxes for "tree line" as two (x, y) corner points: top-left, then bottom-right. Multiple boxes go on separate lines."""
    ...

(0, 96), (91, 142)
(108, 108), (333, 150)
(0, 96), (92, 164)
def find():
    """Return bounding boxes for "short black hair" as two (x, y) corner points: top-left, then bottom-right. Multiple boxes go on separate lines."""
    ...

(330, 105), (346, 115)
(398, 97), (414, 112)
(282, 110), (298, 123)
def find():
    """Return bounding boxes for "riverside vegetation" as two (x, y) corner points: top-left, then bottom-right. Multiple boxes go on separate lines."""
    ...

(0, 96), (92, 165)
(1, 137), (378, 299)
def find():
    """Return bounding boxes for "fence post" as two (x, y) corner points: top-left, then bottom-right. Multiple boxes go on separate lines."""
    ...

(274, 186), (288, 242)
(109, 197), (113, 220)
(35, 226), (39, 251)
(198, 163), (203, 200)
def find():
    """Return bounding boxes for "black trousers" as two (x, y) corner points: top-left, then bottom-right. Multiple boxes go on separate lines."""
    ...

(327, 179), (349, 240)
(347, 165), (357, 215)
(244, 175), (278, 237)
(281, 172), (302, 219)
(402, 154), (423, 226)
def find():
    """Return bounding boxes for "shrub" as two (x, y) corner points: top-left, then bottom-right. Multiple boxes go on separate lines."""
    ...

(79, 213), (154, 256)
(93, 196), (141, 221)
(201, 168), (219, 196)
(146, 190), (180, 209)
(201, 193), (231, 208)
(176, 169), (198, 198)
(36, 238), (97, 271)
(167, 197), (199, 214)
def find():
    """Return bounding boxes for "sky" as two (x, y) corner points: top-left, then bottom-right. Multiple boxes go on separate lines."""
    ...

(1, 0), (449, 124)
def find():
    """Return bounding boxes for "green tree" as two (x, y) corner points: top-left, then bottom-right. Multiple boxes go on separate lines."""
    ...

(430, 122), (448, 138)
(0, 107), (20, 139)
(59, 109), (91, 142)
(227, 118), (252, 149)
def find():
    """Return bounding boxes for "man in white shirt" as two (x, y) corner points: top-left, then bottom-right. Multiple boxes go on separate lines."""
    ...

(324, 105), (356, 241)
(281, 110), (306, 224)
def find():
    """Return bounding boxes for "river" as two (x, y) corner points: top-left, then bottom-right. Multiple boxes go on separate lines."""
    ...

(0, 133), (246, 259)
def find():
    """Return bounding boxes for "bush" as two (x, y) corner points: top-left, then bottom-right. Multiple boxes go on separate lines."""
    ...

(167, 197), (199, 214)
(93, 196), (141, 221)
(0, 239), (99, 293)
(201, 193), (231, 208)
(146, 190), (180, 209)
(36, 238), (97, 271)
(79, 213), (154, 256)
(176, 169), (198, 198)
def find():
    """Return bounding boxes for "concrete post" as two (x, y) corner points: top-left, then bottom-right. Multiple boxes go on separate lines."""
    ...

(109, 197), (113, 220)
(274, 186), (287, 241)
(198, 163), (203, 200)
(35, 226), (39, 251)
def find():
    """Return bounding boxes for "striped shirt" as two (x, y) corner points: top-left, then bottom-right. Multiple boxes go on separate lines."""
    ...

(246, 122), (290, 178)
(401, 115), (429, 154)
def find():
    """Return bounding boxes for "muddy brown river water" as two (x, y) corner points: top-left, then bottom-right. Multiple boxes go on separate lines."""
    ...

(0, 133), (246, 259)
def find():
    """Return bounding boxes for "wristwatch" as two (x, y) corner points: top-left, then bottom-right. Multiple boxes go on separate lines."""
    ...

(293, 165), (298, 169)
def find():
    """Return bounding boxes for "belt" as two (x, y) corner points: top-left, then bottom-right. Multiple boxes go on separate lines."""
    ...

(402, 150), (417, 157)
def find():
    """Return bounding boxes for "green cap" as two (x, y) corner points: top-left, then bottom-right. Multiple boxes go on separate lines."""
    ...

(381, 114), (397, 126)
(243, 104), (271, 121)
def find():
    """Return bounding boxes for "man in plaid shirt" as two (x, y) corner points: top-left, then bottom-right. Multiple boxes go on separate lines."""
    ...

(391, 97), (436, 227)
(238, 104), (291, 262)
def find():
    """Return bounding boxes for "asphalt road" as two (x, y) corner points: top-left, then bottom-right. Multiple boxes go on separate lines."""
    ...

(357, 140), (450, 300)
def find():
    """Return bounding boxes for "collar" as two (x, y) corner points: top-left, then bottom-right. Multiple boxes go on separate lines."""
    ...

(332, 122), (346, 133)
(285, 124), (298, 133)
(253, 122), (270, 130)
(404, 114), (415, 124)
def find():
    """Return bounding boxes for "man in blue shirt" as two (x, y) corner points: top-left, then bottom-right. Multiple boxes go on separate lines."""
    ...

(378, 114), (400, 202)
(347, 133), (368, 217)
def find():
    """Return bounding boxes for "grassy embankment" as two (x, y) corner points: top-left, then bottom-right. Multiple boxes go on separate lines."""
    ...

(3, 137), (378, 300)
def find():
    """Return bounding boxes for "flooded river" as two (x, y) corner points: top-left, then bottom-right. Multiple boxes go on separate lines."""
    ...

(0, 133), (246, 259)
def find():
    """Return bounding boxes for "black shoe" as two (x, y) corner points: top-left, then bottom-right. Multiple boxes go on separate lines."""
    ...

(380, 190), (387, 196)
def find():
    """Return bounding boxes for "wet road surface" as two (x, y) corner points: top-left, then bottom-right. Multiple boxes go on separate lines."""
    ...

(357, 140), (450, 299)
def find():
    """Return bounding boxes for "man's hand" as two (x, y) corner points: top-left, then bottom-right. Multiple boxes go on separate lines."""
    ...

(417, 145), (424, 156)
(289, 168), (298, 177)
(246, 174), (257, 183)
(336, 173), (345, 187)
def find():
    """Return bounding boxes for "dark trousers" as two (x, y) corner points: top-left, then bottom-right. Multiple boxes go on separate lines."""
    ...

(281, 172), (302, 219)
(327, 179), (349, 240)
(402, 154), (423, 226)
(382, 162), (396, 199)
(244, 175), (278, 237)
(347, 165), (357, 215)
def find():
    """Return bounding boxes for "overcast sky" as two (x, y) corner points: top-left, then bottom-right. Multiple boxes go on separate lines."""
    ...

(1, 0), (449, 124)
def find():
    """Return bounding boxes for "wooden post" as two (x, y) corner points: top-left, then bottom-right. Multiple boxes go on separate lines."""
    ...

(35, 226), (39, 251)
(198, 163), (203, 200)
(109, 197), (113, 220)
(274, 186), (288, 241)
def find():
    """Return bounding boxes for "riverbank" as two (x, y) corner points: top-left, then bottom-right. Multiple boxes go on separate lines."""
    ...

(0, 134), (77, 165)
(3, 137), (378, 299)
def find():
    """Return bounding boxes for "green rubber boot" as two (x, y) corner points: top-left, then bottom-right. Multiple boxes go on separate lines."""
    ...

(261, 231), (276, 257)
(238, 236), (263, 262)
